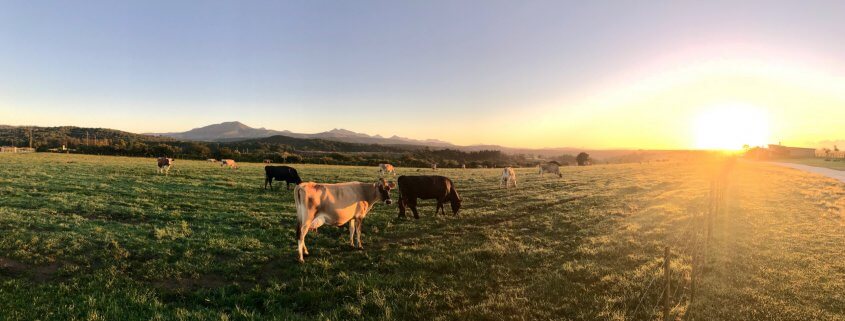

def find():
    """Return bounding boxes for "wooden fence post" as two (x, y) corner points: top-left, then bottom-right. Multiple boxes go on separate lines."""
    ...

(664, 246), (671, 321)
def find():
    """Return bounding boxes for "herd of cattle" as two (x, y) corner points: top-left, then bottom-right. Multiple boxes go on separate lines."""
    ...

(154, 157), (564, 262)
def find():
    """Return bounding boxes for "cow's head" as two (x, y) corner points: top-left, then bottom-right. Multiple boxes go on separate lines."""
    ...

(292, 174), (303, 185)
(377, 178), (396, 205)
(450, 196), (462, 215)
(449, 188), (462, 215)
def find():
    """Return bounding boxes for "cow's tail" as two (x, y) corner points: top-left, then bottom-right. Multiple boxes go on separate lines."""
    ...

(294, 184), (307, 240)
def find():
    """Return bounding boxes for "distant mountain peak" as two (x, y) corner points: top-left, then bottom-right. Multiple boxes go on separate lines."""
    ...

(327, 128), (356, 134)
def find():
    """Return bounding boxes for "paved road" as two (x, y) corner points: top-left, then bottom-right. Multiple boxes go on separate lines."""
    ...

(771, 162), (845, 183)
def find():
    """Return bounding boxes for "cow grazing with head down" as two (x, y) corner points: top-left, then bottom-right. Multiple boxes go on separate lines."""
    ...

(157, 157), (173, 175)
(264, 165), (302, 190)
(220, 159), (238, 169)
(378, 163), (396, 176)
(294, 178), (395, 262)
(539, 163), (563, 178)
(397, 175), (461, 219)
(501, 167), (517, 188)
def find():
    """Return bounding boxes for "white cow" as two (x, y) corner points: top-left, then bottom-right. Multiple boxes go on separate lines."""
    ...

(501, 167), (517, 188)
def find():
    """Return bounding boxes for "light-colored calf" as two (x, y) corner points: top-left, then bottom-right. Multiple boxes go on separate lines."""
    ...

(539, 163), (562, 178)
(378, 163), (396, 176)
(501, 167), (517, 188)
(220, 159), (238, 169)
(157, 157), (173, 175)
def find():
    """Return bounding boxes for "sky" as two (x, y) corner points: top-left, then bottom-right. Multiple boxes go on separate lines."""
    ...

(2, 0), (845, 149)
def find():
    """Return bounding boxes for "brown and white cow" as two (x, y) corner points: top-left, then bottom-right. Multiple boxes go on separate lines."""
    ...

(431, 163), (437, 170)
(501, 167), (517, 188)
(263, 159), (273, 164)
(294, 178), (395, 262)
(539, 163), (563, 178)
(157, 157), (173, 175)
(207, 159), (217, 163)
(220, 159), (238, 169)
(378, 163), (396, 176)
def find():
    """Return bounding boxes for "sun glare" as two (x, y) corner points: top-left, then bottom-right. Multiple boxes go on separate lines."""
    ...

(693, 103), (770, 150)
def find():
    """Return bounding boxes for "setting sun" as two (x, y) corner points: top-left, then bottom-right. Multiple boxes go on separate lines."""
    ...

(693, 103), (770, 150)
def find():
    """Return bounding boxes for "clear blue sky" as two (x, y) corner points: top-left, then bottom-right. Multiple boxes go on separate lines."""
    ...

(2, 1), (844, 147)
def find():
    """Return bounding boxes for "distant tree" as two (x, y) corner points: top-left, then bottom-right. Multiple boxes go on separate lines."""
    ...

(286, 153), (303, 163)
(576, 152), (591, 166)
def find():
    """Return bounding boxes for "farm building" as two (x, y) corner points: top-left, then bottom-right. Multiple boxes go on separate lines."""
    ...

(0, 146), (35, 153)
(767, 144), (816, 158)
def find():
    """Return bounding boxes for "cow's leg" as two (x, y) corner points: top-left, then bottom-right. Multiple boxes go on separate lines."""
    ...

(348, 219), (356, 248)
(435, 200), (444, 216)
(397, 196), (407, 218)
(297, 221), (310, 263)
(264, 177), (270, 189)
(355, 217), (364, 249)
(408, 198), (420, 219)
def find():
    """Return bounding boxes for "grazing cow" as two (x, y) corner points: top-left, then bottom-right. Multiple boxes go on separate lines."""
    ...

(378, 163), (396, 176)
(207, 159), (217, 163)
(539, 163), (563, 178)
(220, 159), (238, 169)
(397, 175), (461, 219)
(501, 167), (517, 188)
(265, 165), (302, 190)
(460, 164), (466, 169)
(157, 157), (174, 175)
(263, 159), (273, 164)
(431, 163), (437, 170)
(294, 178), (396, 262)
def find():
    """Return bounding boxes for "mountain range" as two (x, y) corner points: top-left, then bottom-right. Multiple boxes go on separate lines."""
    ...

(147, 121), (455, 147)
(145, 121), (646, 159)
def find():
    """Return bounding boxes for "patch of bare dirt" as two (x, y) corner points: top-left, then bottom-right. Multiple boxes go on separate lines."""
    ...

(152, 274), (229, 292)
(0, 257), (62, 282)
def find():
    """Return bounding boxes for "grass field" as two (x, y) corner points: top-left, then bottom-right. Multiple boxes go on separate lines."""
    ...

(776, 157), (845, 171)
(1, 153), (844, 320)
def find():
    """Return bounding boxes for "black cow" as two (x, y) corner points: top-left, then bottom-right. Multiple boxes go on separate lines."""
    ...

(264, 166), (303, 190)
(397, 175), (461, 219)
